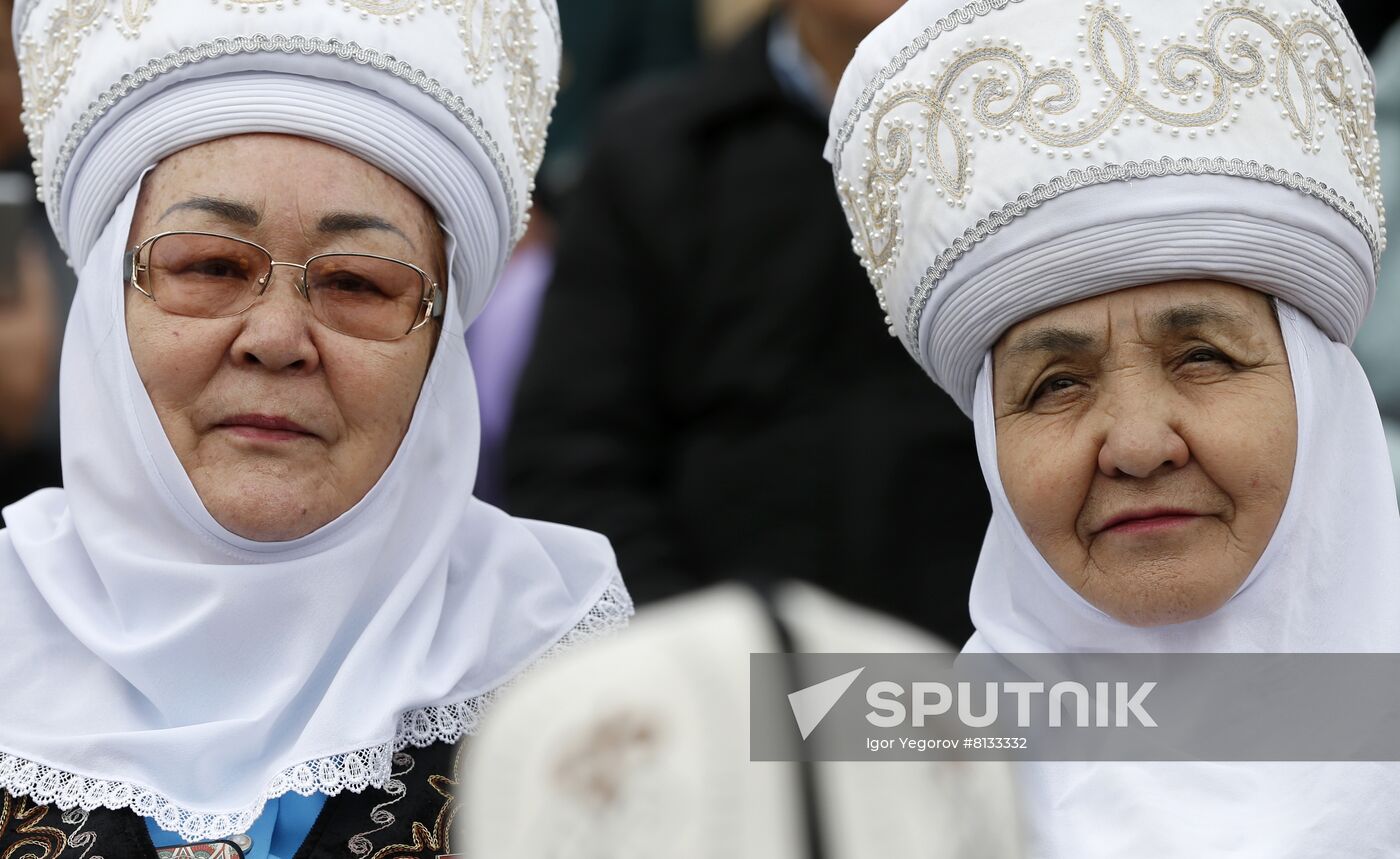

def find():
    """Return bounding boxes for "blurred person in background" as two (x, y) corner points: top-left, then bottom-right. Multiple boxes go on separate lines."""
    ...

(701, 0), (773, 46)
(0, 0), (69, 506)
(469, 0), (697, 503)
(506, 0), (989, 644)
(460, 579), (1022, 857)
(1352, 4), (1400, 494)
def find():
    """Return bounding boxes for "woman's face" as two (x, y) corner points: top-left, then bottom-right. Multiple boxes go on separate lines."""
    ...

(991, 281), (1297, 627)
(126, 134), (445, 542)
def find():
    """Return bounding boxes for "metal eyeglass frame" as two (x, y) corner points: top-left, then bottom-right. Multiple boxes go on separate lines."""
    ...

(123, 230), (445, 341)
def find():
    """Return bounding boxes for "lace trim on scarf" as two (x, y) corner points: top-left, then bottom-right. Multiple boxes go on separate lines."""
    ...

(0, 572), (633, 843)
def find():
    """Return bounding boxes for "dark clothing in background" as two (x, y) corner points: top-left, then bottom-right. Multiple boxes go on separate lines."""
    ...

(505, 22), (989, 643)
(1338, 1), (1400, 55)
(0, 153), (69, 508)
(544, 0), (698, 197)
(0, 441), (61, 504)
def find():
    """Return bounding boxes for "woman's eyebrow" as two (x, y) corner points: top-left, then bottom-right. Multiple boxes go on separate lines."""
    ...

(158, 195), (260, 226)
(1151, 302), (1249, 336)
(1006, 326), (1100, 358)
(316, 211), (416, 251)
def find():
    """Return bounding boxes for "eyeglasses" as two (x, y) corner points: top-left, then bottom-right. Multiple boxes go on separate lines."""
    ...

(124, 231), (444, 342)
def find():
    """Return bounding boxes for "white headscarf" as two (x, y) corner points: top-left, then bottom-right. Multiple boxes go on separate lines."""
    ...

(961, 298), (1400, 855)
(966, 298), (1400, 655)
(0, 1), (632, 844)
(828, 0), (1400, 854)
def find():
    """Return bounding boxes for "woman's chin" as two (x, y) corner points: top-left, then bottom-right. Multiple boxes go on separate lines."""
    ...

(194, 474), (338, 543)
(1109, 598), (1228, 628)
(218, 514), (324, 543)
(1082, 559), (1248, 628)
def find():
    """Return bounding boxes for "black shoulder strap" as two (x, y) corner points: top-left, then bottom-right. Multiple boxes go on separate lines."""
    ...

(751, 578), (829, 859)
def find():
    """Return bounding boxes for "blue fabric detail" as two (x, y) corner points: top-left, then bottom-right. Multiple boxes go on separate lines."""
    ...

(145, 793), (328, 859)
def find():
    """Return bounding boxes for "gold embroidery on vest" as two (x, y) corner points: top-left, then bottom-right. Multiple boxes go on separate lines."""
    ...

(0, 794), (68, 859)
(348, 751), (415, 858)
(361, 745), (462, 859)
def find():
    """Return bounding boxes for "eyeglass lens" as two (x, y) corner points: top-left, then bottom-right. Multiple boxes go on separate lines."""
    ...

(143, 232), (430, 341)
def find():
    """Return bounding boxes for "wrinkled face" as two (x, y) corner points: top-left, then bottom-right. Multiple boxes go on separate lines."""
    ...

(992, 281), (1297, 627)
(125, 134), (445, 542)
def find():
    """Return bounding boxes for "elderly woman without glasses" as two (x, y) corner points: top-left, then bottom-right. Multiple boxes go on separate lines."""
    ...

(0, 2), (631, 857)
(830, 0), (1400, 854)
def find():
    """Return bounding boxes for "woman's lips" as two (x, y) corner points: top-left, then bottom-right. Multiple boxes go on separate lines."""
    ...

(217, 413), (314, 442)
(1096, 508), (1204, 536)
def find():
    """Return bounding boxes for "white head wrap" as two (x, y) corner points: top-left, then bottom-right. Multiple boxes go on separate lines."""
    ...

(829, 1), (1400, 855)
(0, 0), (632, 842)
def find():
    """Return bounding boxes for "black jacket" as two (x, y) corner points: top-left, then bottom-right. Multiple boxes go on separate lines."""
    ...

(506, 21), (989, 643)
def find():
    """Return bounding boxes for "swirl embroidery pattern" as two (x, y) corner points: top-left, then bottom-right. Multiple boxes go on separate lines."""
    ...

(348, 752), (415, 858)
(353, 745), (463, 859)
(222, 0), (424, 16)
(0, 793), (68, 859)
(117, 0), (152, 35)
(58, 809), (103, 859)
(19, 0), (552, 204)
(17, 0), (105, 200)
(449, 0), (497, 82)
(500, 0), (554, 178)
(838, 1), (1380, 297)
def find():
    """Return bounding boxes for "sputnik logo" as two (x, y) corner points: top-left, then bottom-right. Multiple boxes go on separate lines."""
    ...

(787, 667), (865, 740)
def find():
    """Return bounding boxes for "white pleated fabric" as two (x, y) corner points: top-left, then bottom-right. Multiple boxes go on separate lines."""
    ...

(963, 301), (1400, 855)
(918, 175), (1377, 414)
(0, 30), (632, 849)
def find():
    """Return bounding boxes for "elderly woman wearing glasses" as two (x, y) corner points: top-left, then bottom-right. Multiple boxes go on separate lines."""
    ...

(0, 3), (629, 858)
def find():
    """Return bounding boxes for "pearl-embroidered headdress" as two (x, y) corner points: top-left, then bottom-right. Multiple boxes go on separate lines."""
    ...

(826, 0), (1385, 413)
(13, 0), (560, 320)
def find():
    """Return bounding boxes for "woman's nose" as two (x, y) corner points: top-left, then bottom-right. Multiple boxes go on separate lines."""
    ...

(229, 267), (321, 373)
(1096, 389), (1191, 479)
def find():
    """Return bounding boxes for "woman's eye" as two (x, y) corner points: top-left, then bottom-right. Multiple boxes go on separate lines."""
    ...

(321, 275), (388, 297)
(189, 259), (245, 278)
(1031, 376), (1079, 403)
(1180, 347), (1237, 371)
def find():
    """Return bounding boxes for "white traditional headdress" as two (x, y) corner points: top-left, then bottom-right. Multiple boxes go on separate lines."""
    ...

(827, 0), (1384, 413)
(14, 0), (559, 321)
